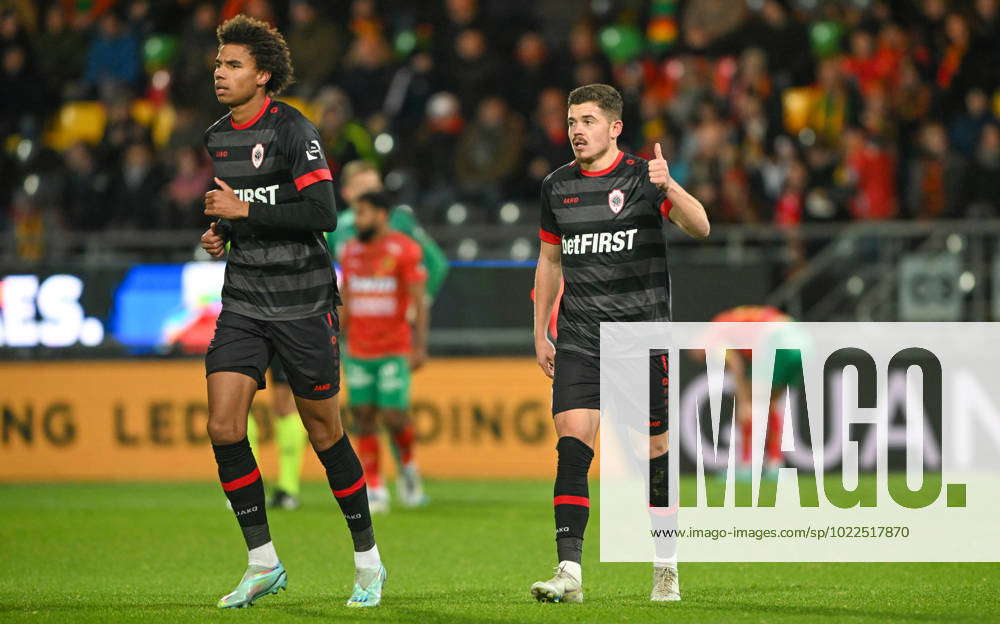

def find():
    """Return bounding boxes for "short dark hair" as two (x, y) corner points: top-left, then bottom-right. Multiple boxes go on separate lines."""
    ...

(567, 84), (623, 120)
(216, 15), (294, 95)
(357, 191), (392, 212)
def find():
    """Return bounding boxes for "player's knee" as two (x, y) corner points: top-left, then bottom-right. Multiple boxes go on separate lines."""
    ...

(206, 417), (246, 445)
(381, 409), (406, 432)
(353, 407), (378, 435)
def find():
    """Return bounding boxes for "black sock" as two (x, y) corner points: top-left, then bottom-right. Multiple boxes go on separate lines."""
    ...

(213, 438), (271, 550)
(554, 436), (594, 564)
(316, 434), (375, 552)
(649, 450), (678, 562)
(650, 450), (669, 507)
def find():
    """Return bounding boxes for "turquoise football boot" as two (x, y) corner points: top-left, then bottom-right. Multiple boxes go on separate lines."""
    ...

(217, 562), (288, 608)
(346, 564), (387, 608)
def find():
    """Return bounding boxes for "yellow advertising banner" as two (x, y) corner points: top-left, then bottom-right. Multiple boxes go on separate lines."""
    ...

(0, 358), (560, 481)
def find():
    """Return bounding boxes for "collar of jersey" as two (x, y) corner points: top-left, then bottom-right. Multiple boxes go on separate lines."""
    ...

(230, 96), (272, 130)
(579, 151), (624, 177)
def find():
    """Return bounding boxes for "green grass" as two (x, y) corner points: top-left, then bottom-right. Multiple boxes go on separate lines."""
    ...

(1, 480), (996, 623)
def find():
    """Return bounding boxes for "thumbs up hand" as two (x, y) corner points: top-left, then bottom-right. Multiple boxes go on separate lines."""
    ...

(204, 177), (249, 219)
(648, 142), (672, 193)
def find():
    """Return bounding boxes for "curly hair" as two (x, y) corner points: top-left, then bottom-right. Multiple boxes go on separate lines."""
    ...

(216, 15), (294, 96)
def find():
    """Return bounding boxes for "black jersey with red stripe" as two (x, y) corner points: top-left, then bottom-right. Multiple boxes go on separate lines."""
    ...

(204, 97), (339, 320)
(539, 151), (672, 356)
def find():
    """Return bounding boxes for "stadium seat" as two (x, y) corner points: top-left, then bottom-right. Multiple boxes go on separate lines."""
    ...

(130, 99), (156, 127)
(782, 87), (818, 135)
(45, 101), (106, 150)
(150, 105), (176, 149)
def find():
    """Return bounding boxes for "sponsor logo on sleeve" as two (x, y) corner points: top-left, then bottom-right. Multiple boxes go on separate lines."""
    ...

(306, 139), (322, 161)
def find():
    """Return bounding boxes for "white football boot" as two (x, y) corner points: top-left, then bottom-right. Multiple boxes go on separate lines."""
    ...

(367, 484), (390, 514)
(530, 563), (583, 603)
(396, 463), (428, 508)
(650, 564), (681, 601)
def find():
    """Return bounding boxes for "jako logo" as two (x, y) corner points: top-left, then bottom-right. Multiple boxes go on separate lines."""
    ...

(346, 513), (363, 520)
(556, 526), (570, 533)
(561, 229), (638, 255)
(563, 196), (580, 204)
(235, 506), (258, 516)
(313, 383), (331, 391)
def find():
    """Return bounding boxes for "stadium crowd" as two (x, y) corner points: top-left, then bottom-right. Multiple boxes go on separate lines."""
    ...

(1, 0), (999, 260)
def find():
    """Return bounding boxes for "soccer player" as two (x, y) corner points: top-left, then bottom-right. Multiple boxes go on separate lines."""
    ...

(530, 84), (709, 603)
(198, 16), (385, 609)
(327, 160), (449, 302)
(338, 191), (429, 513)
(709, 305), (802, 480)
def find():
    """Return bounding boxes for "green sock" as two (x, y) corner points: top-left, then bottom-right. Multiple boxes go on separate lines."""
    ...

(275, 413), (307, 496)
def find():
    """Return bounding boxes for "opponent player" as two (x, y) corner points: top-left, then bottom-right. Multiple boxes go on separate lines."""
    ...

(530, 84), (709, 603)
(198, 16), (384, 609)
(327, 160), (449, 301)
(710, 305), (802, 480)
(338, 191), (429, 512)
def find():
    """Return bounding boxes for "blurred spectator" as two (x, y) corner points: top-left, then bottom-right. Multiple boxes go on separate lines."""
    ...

(844, 128), (896, 220)
(524, 87), (570, 194)
(682, 0), (747, 53)
(740, 0), (810, 89)
(808, 58), (859, 148)
(173, 2), (220, 119)
(906, 122), (963, 220)
(948, 88), (997, 157)
(384, 51), (438, 139)
(455, 96), (523, 208)
(221, 0), (276, 25)
(433, 0), (483, 65)
(0, 42), (44, 138)
(60, 142), (111, 231)
(505, 32), (555, 118)
(966, 123), (1000, 216)
(340, 34), (395, 121)
(36, 5), (87, 103)
(84, 10), (142, 97)
(314, 88), (378, 183)
(99, 97), (152, 169)
(107, 142), (167, 228)
(561, 23), (610, 86)
(11, 192), (45, 262)
(166, 146), (212, 229)
(413, 92), (465, 206)
(448, 29), (499, 116)
(287, 0), (341, 99)
(775, 158), (809, 227)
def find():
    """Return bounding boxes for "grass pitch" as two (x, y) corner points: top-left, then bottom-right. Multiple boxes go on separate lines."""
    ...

(1, 480), (996, 623)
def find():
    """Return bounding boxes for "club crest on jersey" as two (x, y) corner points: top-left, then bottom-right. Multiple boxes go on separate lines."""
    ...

(608, 189), (625, 214)
(251, 143), (264, 169)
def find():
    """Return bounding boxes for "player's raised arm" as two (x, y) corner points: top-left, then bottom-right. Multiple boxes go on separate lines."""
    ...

(649, 142), (710, 239)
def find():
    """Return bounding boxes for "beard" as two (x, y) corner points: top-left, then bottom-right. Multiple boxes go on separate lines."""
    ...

(357, 226), (376, 242)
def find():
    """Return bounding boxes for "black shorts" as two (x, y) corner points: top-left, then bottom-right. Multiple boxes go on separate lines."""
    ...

(551, 349), (669, 435)
(269, 354), (289, 385)
(206, 309), (340, 400)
